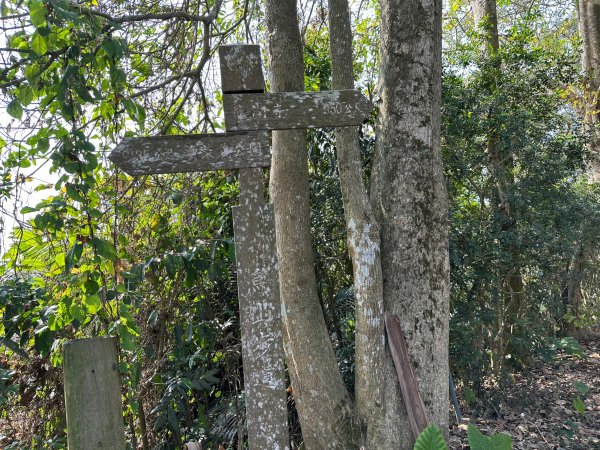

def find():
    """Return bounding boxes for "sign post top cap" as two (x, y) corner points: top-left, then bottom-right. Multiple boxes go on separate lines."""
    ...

(219, 45), (265, 94)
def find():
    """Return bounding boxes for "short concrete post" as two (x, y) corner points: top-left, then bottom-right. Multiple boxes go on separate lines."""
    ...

(63, 337), (126, 450)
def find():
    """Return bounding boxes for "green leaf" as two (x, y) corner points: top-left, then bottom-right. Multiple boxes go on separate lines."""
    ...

(70, 304), (86, 322)
(65, 241), (83, 273)
(29, 0), (47, 27)
(91, 237), (117, 260)
(18, 85), (34, 106)
(0, 337), (30, 360)
(467, 425), (512, 450)
(84, 294), (102, 314)
(65, 183), (85, 203)
(413, 425), (447, 450)
(31, 33), (47, 55)
(73, 80), (95, 102)
(20, 206), (38, 214)
(7, 99), (23, 120)
(25, 63), (41, 85)
(574, 381), (590, 396)
(109, 66), (126, 87)
(167, 405), (179, 435)
(573, 397), (586, 415)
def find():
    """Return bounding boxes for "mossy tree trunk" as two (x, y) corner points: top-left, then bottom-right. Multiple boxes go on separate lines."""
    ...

(370, 0), (450, 447)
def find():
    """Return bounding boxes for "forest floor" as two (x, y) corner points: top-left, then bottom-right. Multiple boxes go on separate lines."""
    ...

(448, 336), (600, 449)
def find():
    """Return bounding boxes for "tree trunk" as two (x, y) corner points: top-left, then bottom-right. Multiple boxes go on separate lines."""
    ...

(577, 0), (600, 182)
(327, 1), (386, 447)
(471, 0), (525, 367)
(565, 244), (587, 337)
(370, 0), (449, 447)
(472, 0), (499, 52)
(569, 0), (600, 338)
(263, 1), (358, 448)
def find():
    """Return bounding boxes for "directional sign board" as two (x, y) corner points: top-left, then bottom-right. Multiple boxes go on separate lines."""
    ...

(108, 42), (374, 450)
(223, 89), (372, 131)
(108, 131), (270, 176)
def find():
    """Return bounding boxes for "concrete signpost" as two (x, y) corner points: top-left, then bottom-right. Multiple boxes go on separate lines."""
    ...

(104, 44), (372, 449)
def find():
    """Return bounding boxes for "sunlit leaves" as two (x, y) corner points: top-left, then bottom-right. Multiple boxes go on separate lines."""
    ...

(28, 0), (47, 28)
(31, 32), (47, 55)
(84, 294), (101, 314)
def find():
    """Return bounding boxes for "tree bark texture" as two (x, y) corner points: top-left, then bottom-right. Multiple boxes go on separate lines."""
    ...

(565, 244), (587, 337)
(471, 0), (499, 51)
(263, 0), (358, 448)
(577, 0), (600, 182)
(327, 0), (386, 446)
(63, 337), (126, 450)
(370, 0), (449, 447)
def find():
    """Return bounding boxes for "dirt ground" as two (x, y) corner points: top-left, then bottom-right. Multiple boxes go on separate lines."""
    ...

(448, 338), (600, 449)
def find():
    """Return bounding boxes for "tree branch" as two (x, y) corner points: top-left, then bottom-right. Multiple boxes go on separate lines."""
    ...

(73, 0), (222, 24)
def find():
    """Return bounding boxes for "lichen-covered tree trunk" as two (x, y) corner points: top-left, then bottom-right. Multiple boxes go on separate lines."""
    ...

(577, 0), (600, 182)
(327, 0), (386, 446)
(263, 1), (358, 448)
(370, 0), (449, 447)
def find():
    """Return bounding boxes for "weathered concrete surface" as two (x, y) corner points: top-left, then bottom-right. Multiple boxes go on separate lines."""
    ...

(63, 337), (126, 450)
(109, 131), (271, 175)
(232, 201), (289, 450)
(223, 90), (373, 131)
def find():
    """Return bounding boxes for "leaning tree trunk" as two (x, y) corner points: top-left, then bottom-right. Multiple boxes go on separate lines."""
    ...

(370, 0), (449, 447)
(263, 0), (358, 448)
(327, 0), (386, 446)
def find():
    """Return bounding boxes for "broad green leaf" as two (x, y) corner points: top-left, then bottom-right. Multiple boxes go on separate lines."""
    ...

(18, 85), (34, 106)
(413, 425), (447, 450)
(91, 237), (117, 260)
(29, 0), (47, 27)
(65, 183), (85, 203)
(31, 33), (47, 55)
(70, 304), (86, 322)
(25, 63), (41, 85)
(467, 425), (512, 450)
(7, 99), (23, 120)
(84, 294), (102, 314)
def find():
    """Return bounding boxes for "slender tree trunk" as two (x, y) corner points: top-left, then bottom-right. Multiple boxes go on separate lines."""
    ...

(566, 0), (600, 338)
(577, 0), (600, 182)
(565, 244), (587, 336)
(471, 0), (525, 366)
(472, 0), (499, 52)
(263, 1), (358, 448)
(327, 0), (386, 446)
(370, 0), (449, 447)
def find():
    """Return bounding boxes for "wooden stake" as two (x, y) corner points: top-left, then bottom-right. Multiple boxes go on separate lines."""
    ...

(63, 337), (126, 450)
(384, 312), (428, 439)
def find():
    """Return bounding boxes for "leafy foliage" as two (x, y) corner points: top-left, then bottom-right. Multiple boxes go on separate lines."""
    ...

(444, 13), (600, 388)
(413, 425), (447, 450)
(467, 425), (512, 450)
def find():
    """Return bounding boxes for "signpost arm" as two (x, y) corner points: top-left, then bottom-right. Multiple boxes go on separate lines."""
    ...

(220, 44), (290, 450)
